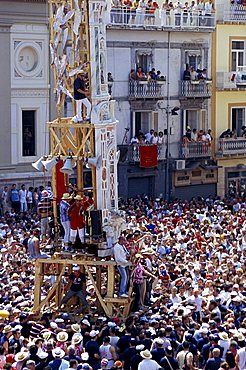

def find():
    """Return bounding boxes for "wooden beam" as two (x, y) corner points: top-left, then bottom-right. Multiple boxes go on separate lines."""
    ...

(84, 265), (111, 317)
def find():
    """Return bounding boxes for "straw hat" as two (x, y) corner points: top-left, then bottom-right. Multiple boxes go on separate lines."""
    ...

(62, 193), (72, 200)
(142, 248), (155, 255)
(52, 347), (65, 359)
(74, 195), (83, 201)
(38, 351), (48, 360)
(3, 325), (12, 334)
(77, 70), (85, 75)
(56, 331), (68, 342)
(14, 351), (29, 363)
(140, 349), (152, 359)
(72, 334), (83, 345)
(71, 323), (81, 333)
(42, 331), (52, 341)
(219, 332), (229, 341)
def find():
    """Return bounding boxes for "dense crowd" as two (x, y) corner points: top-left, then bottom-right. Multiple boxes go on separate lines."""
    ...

(0, 188), (245, 370)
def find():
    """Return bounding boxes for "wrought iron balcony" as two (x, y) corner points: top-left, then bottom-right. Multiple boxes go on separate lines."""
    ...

(223, 4), (246, 23)
(179, 80), (212, 98)
(181, 142), (212, 159)
(108, 8), (215, 30)
(217, 138), (246, 156)
(118, 144), (166, 162)
(129, 80), (165, 99)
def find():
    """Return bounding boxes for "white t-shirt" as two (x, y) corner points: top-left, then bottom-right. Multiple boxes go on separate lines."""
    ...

(138, 359), (160, 370)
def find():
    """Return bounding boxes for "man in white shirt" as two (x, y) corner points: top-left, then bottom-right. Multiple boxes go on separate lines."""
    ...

(19, 184), (27, 213)
(145, 129), (154, 143)
(138, 349), (160, 370)
(113, 236), (129, 298)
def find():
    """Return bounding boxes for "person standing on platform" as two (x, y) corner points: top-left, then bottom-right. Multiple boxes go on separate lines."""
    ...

(60, 193), (72, 251)
(68, 195), (93, 249)
(60, 264), (88, 314)
(72, 70), (91, 123)
(37, 190), (52, 243)
(113, 236), (130, 298)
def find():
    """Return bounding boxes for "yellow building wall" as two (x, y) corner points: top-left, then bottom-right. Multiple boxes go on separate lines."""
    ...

(216, 24), (246, 72)
(215, 92), (246, 137)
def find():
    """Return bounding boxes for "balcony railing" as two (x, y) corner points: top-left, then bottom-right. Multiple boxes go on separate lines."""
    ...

(217, 71), (246, 90)
(223, 4), (246, 23)
(118, 144), (166, 162)
(108, 8), (215, 29)
(217, 138), (246, 156)
(182, 142), (212, 159)
(179, 80), (212, 98)
(129, 80), (165, 99)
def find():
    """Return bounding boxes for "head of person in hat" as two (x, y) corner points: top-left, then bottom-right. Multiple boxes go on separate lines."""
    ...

(140, 349), (152, 360)
(3, 324), (12, 336)
(62, 193), (72, 201)
(14, 350), (30, 363)
(56, 331), (68, 343)
(41, 190), (49, 198)
(52, 347), (66, 359)
(71, 323), (81, 333)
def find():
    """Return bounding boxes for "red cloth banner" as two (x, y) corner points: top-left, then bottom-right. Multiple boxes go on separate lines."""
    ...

(139, 145), (158, 168)
(56, 160), (66, 203)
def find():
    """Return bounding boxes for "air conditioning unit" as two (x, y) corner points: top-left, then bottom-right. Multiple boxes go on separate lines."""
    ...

(175, 160), (185, 170)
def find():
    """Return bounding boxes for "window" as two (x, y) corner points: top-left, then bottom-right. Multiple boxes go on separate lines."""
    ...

(22, 110), (36, 157)
(183, 109), (207, 133)
(135, 50), (152, 75)
(231, 40), (246, 71)
(185, 50), (202, 70)
(231, 107), (246, 136)
(133, 111), (158, 136)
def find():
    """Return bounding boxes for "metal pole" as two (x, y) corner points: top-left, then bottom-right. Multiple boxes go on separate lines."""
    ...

(165, 31), (170, 201)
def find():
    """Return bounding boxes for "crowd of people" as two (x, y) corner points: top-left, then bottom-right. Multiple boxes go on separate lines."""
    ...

(0, 187), (245, 369)
(110, 0), (215, 28)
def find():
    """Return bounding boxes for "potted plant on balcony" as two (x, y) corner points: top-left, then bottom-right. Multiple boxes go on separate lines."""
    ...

(138, 77), (148, 84)
(157, 75), (166, 84)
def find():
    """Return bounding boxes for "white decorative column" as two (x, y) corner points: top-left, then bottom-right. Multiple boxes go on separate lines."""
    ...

(89, 0), (118, 223)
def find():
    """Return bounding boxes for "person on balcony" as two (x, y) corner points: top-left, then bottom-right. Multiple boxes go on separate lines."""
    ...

(204, 0), (214, 26)
(174, 1), (182, 26)
(136, 0), (146, 26)
(183, 65), (191, 81)
(194, 0), (205, 26)
(130, 135), (139, 145)
(182, 134), (190, 157)
(145, 129), (154, 143)
(150, 131), (158, 144)
(191, 128), (198, 142)
(183, 2), (189, 25)
(158, 131), (164, 144)
(159, 0), (168, 26)
(136, 66), (146, 80)
(220, 129), (232, 139)
(190, 66), (197, 81)
(123, 0), (132, 24)
(189, 0), (196, 25)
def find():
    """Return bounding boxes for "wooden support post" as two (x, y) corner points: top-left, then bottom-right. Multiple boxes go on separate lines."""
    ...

(84, 265), (111, 317)
(33, 261), (43, 312)
(107, 265), (115, 298)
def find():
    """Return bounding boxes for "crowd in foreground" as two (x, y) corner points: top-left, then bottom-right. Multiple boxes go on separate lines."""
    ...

(0, 191), (245, 369)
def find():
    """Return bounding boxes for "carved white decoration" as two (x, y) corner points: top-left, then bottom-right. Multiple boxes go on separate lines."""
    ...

(14, 41), (42, 78)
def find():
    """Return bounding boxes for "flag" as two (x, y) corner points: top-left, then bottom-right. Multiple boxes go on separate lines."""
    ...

(139, 145), (158, 168)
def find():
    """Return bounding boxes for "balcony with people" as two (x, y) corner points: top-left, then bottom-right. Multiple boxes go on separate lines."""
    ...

(217, 126), (246, 156)
(108, 0), (216, 30)
(129, 66), (166, 99)
(217, 0), (246, 23)
(181, 127), (212, 158)
(118, 129), (166, 163)
(179, 65), (212, 98)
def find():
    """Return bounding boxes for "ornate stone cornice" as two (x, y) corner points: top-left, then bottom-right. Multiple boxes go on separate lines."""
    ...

(11, 89), (49, 98)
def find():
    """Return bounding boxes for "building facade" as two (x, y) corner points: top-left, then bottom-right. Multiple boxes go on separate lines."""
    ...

(0, 0), (49, 188)
(213, 0), (246, 198)
(106, 5), (216, 199)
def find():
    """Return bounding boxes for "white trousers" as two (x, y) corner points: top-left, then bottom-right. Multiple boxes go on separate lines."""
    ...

(76, 98), (91, 120)
(61, 220), (70, 244)
(70, 228), (85, 244)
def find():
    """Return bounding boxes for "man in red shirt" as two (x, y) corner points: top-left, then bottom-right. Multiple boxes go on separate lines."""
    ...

(68, 194), (93, 247)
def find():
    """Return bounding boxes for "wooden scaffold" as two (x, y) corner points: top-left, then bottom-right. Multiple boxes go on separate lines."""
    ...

(33, 0), (130, 319)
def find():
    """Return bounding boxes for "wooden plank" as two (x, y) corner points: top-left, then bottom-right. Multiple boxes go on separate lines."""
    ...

(84, 265), (111, 317)
(107, 265), (115, 298)
(36, 264), (66, 313)
(33, 261), (43, 312)
(37, 258), (119, 266)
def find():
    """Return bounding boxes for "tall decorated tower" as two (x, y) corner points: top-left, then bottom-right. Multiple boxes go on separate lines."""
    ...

(47, 0), (118, 225)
